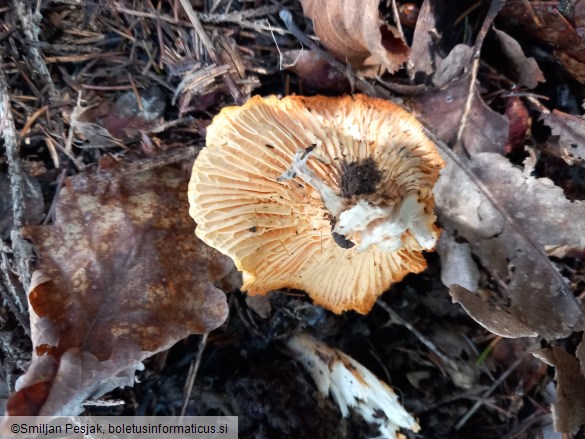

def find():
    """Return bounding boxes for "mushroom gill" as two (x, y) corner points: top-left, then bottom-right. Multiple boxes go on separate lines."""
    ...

(188, 95), (444, 314)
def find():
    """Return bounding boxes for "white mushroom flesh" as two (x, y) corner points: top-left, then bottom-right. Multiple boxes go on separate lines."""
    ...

(281, 149), (437, 253)
(287, 333), (420, 439)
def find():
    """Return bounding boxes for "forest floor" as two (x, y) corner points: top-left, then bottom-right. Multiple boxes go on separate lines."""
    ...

(1, 1), (585, 438)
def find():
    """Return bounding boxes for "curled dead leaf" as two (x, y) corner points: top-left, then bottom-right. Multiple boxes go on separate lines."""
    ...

(436, 230), (480, 293)
(300, 0), (410, 76)
(7, 166), (232, 416)
(533, 340), (585, 434)
(435, 152), (585, 339)
(431, 44), (472, 88)
(450, 285), (538, 338)
(493, 29), (545, 89)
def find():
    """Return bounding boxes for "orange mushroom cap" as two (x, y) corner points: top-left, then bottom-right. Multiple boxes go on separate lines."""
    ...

(188, 95), (444, 314)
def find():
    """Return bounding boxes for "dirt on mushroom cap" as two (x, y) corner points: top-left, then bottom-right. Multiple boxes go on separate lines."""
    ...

(188, 95), (444, 314)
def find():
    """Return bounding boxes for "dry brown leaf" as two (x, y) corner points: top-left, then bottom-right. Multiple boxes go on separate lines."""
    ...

(541, 109), (585, 164)
(300, 0), (410, 76)
(103, 86), (166, 138)
(412, 73), (509, 154)
(435, 152), (585, 339)
(6, 166), (232, 416)
(500, 2), (585, 84)
(408, 0), (441, 77)
(493, 29), (545, 89)
(409, 0), (477, 79)
(450, 286), (537, 338)
(436, 230), (480, 293)
(533, 341), (585, 434)
(431, 44), (473, 88)
(73, 87), (166, 148)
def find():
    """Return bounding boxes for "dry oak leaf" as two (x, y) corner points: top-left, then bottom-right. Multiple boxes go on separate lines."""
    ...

(6, 166), (231, 417)
(435, 152), (585, 339)
(300, 0), (410, 76)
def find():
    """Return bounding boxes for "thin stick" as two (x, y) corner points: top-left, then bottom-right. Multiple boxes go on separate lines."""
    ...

(180, 332), (209, 417)
(454, 348), (532, 430)
(376, 299), (460, 372)
(11, 0), (57, 101)
(128, 74), (144, 112)
(455, 0), (503, 151)
(1, 94), (24, 232)
(521, 0), (542, 27)
(389, 0), (411, 78)
(18, 105), (48, 140)
(0, 61), (33, 292)
(81, 145), (201, 190)
(42, 169), (67, 225)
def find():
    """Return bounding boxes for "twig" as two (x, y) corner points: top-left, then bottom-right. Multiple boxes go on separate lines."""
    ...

(454, 346), (534, 430)
(42, 169), (67, 225)
(1, 88), (24, 232)
(112, 3), (282, 27)
(454, 1), (483, 27)
(128, 74), (144, 112)
(64, 92), (82, 155)
(520, 0), (542, 27)
(376, 299), (460, 373)
(200, 5), (282, 24)
(180, 332), (208, 418)
(389, 0), (411, 78)
(455, 0), (503, 152)
(0, 262), (30, 335)
(178, 0), (244, 104)
(0, 61), (34, 296)
(11, 0), (57, 101)
(18, 105), (48, 140)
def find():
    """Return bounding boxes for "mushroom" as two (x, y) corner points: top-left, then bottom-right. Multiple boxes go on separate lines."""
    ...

(188, 95), (444, 314)
(287, 332), (420, 438)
